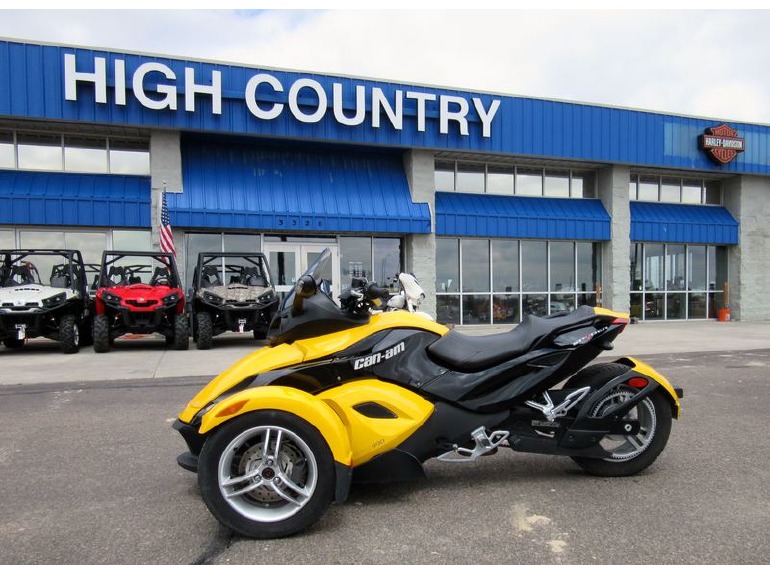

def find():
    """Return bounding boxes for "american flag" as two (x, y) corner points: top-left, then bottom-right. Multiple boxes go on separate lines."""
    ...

(160, 191), (176, 257)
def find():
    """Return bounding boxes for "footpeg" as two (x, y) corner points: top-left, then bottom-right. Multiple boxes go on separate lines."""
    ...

(437, 427), (509, 463)
(525, 387), (591, 421)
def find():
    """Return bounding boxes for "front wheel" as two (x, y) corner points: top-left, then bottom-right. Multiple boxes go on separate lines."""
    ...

(2, 337), (25, 349)
(59, 315), (80, 354)
(171, 314), (189, 350)
(196, 311), (213, 350)
(92, 314), (111, 353)
(197, 410), (335, 539)
(565, 363), (673, 477)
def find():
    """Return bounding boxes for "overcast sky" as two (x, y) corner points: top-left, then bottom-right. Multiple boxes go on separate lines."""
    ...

(1, 6), (769, 125)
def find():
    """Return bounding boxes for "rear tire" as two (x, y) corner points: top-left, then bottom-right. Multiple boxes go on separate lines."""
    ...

(565, 362), (673, 476)
(196, 311), (213, 350)
(172, 313), (189, 350)
(198, 410), (335, 539)
(92, 314), (111, 353)
(59, 315), (80, 354)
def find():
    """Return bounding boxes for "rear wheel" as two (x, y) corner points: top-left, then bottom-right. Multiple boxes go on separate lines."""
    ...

(59, 315), (80, 354)
(565, 362), (673, 477)
(92, 314), (111, 353)
(198, 410), (335, 539)
(196, 311), (213, 350)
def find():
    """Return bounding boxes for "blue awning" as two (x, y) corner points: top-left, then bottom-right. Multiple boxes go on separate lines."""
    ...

(436, 192), (611, 240)
(0, 170), (150, 227)
(630, 202), (738, 244)
(174, 139), (431, 234)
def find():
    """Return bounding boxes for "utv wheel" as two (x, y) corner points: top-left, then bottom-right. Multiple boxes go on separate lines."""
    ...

(252, 325), (268, 340)
(93, 314), (111, 353)
(198, 410), (335, 539)
(3, 337), (25, 349)
(565, 363), (673, 477)
(196, 311), (213, 350)
(172, 314), (189, 350)
(59, 315), (80, 354)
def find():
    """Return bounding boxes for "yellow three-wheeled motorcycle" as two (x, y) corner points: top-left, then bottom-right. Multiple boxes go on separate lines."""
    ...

(174, 249), (682, 539)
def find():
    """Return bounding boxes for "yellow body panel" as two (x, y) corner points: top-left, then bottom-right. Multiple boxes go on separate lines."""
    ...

(593, 307), (631, 320)
(625, 356), (682, 418)
(177, 343), (304, 423)
(199, 386), (353, 465)
(178, 310), (447, 424)
(318, 380), (434, 467)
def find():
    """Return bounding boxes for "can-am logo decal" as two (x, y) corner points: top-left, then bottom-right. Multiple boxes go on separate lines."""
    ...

(698, 124), (745, 165)
(353, 341), (405, 370)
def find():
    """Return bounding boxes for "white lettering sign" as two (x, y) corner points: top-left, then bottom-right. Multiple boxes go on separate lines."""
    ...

(63, 54), (501, 138)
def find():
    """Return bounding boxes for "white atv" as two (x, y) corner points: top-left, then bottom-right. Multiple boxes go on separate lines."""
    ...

(0, 249), (92, 354)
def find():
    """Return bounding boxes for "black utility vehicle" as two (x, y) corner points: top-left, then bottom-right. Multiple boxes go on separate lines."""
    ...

(0, 249), (92, 353)
(190, 252), (280, 349)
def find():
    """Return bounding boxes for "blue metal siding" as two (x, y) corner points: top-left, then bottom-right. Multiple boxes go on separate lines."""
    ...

(630, 202), (738, 244)
(435, 193), (611, 240)
(0, 171), (150, 227)
(3, 40), (770, 175)
(174, 139), (430, 234)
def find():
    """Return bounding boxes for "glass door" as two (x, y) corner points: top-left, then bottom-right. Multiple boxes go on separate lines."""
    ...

(264, 243), (340, 303)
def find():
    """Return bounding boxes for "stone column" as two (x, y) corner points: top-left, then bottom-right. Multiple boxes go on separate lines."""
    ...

(723, 175), (770, 320)
(402, 150), (437, 319)
(149, 130), (183, 252)
(597, 165), (631, 313)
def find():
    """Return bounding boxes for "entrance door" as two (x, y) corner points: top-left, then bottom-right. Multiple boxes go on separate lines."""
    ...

(264, 243), (340, 302)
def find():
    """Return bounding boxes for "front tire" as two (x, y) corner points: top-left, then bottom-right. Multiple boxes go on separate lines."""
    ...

(565, 362), (673, 477)
(2, 337), (25, 349)
(197, 410), (335, 539)
(196, 311), (213, 350)
(172, 314), (189, 350)
(59, 314), (80, 354)
(92, 314), (111, 353)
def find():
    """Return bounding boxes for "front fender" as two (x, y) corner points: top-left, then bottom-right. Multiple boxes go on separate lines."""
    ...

(615, 356), (683, 418)
(199, 385), (353, 466)
(177, 343), (305, 423)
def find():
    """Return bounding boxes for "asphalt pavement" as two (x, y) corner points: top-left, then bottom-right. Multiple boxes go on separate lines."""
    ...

(0, 318), (767, 386)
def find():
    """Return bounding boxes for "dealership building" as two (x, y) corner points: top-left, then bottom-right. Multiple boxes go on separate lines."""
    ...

(2, 38), (769, 324)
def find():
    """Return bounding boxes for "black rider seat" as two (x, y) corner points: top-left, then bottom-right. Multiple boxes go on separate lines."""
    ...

(426, 305), (596, 372)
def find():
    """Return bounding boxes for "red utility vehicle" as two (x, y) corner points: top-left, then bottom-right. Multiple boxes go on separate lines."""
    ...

(92, 251), (188, 352)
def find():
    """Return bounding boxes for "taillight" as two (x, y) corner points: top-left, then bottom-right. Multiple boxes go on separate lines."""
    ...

(628, 377), (648, 389)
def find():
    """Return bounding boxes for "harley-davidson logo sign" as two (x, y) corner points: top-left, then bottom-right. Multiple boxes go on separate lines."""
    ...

(698, 124), (745, 165)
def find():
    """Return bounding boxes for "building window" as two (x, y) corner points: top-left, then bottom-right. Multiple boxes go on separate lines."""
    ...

(0, 129), (150, 176)
(436, 238), (602, 325)
(434, 161), (455, 192)
(0, 130), (14, 169)
(630, 174), (722, 205)
(17, 133), (62, 171)
(630, 242), (727, 320)
(64, 135), (108, 173)
(456, 162), (485, 194)
(434, 160), (597, 198)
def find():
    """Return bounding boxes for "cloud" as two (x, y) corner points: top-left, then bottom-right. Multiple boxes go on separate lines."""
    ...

(1, 8), (769, 124)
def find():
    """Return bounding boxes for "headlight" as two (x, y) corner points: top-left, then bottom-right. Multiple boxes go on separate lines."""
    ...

(203, 292), (224, 305)
(259, 292), (276, 303)
(42, 292), (67, 307)
(101, 292), (121, 305)
(163, 292), (180, 305)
